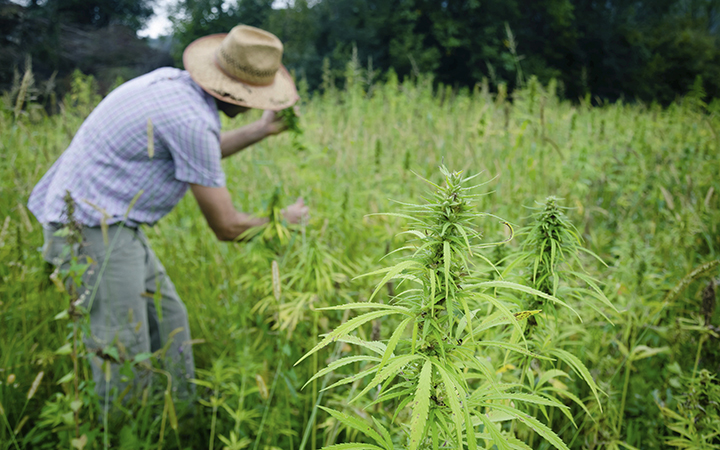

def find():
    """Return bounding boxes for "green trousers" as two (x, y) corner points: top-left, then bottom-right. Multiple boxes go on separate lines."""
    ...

(42, 224), (195, 404)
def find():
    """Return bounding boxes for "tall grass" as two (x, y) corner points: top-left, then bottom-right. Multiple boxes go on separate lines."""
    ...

(1, 68), (719, 449)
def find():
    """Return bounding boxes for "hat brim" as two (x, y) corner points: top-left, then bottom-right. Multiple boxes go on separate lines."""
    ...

(183, 33), (299, 111)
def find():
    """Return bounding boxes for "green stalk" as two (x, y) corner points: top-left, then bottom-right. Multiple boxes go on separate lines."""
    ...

(253, 359), (283, 450)
(103, 372), (110, 449)
(298, 344), (342, 450)
(311, 311), (318, 450)
(616, 359), (632, 438)
(1, 413), (21, 450)
(691, 334), (707, 384)
(209, 385), (218, 450)
(72, 319), (79, 440)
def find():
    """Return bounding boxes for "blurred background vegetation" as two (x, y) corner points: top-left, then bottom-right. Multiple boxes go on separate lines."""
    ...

(2, 0), (720, 103)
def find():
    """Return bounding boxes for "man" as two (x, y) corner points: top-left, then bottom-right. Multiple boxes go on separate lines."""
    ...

(28, 25), (308, 403)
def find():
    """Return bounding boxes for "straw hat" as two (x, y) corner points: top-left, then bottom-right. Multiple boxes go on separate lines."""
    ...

(183, 25), (298, 111)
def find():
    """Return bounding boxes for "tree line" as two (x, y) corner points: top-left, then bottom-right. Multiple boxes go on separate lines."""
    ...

(3, 0), (720, 103)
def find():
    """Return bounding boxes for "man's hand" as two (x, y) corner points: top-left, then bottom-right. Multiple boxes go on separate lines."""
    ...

(260, 110), (288, 136)
(220, 108), (299, 158)
(281, 197), (309, 224)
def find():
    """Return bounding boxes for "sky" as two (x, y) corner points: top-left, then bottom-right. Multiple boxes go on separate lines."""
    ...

(138, 0), (174, 38)
(138, 0), (293, 39)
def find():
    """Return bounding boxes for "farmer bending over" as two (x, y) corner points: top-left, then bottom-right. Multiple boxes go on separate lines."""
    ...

(28, 25), (308, 405)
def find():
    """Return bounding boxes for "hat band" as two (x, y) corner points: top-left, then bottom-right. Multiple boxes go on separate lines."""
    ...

(216, 48), (277, 87)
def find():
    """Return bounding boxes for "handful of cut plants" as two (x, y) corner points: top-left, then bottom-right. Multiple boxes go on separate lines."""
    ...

(238, 186), (291, 244)
(279, 107), (306, 151)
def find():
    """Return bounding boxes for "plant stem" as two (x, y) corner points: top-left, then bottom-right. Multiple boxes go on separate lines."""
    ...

(209, 388), (218, 450)
(1, 413), (21, 450)
(253, 359), (283, 450)
(691, 334), (707, 383)
(617, 358), (632, 438)
(311, 312), (318, 450)
(299, 343), (342, 450)
(73, 319), (80, 439)
(104, 383), (110, 449)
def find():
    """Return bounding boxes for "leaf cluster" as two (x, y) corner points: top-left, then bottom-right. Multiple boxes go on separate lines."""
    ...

(298, 166), (576, 450)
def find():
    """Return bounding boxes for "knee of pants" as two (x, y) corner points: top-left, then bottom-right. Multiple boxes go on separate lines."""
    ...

(89, 323), (152, 358)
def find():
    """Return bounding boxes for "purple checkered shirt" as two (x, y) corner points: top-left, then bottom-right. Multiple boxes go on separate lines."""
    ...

(28, 68), (225, 227)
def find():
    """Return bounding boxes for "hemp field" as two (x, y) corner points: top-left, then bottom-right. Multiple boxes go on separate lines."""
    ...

(1, 72), (719, 450)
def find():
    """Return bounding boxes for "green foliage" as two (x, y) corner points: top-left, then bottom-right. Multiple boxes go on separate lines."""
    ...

(298, 166), (580, 450)
(279, 107), (307, 152)
(3, 67), (720, 450)
(659, 369), (720, 449)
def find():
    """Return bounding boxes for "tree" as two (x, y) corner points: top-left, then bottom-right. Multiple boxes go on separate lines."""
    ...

(0, 0), (169, 94)
(47, 0), (154, 31)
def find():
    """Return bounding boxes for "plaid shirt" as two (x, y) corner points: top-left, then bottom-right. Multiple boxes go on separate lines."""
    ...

(28, 68), (225, 227)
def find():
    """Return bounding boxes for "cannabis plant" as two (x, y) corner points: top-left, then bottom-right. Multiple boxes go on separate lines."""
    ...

(518, 197), (613, 318)
(501, 197), (613, 441)
(659, 369), (720, 449)
(297, 166), (575, 450)
(239, 186), (292, 249)
(279, 107), (306, 151)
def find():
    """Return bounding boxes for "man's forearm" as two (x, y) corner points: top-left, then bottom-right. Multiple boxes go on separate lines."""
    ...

(220, 120), (270, 158)
(190, 184), (268, 241)
(217, 211), (269, 241)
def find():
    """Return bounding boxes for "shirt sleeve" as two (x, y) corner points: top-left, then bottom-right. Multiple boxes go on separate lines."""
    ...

(165, 118), (226, 187)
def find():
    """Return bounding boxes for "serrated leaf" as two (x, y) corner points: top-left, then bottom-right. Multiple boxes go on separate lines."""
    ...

(302, 355), (380, 390)
(376, 317), (412, 373)
(295, 309), (401, 366)
(436, 365), (465, 449)
(367, 260), (423, 302)
(475, 341), (553, 360)
(484, 403), (570, 450)
(482, 392), (574, 426)
(372, 416), (394, 450)
(320, 444), (386, 450)
(567, 271), (617, 312)
(318, 303), (410, 313)
(472, 293), (526, 344)
(319, 407), (389, 449)
(367, 384), (414, 407)
(549, 349), (604, 411)
(322, 365), (381, 392)
(351, 354), (422, 402)
(544, 387), (595, 423)
(476, 412), (511, 450)
(463, 400), (477, 450)
(536, 369), (571, 390)
(409, 360), (432, 450)
(472, 280), (580, 320)
(336, 336), (387, 355)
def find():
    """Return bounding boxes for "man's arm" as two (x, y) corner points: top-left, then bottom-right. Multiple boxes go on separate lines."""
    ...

(190, 184), (309, 241)
(220, 110), (287, 158)
(190, 184), (266, 241)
